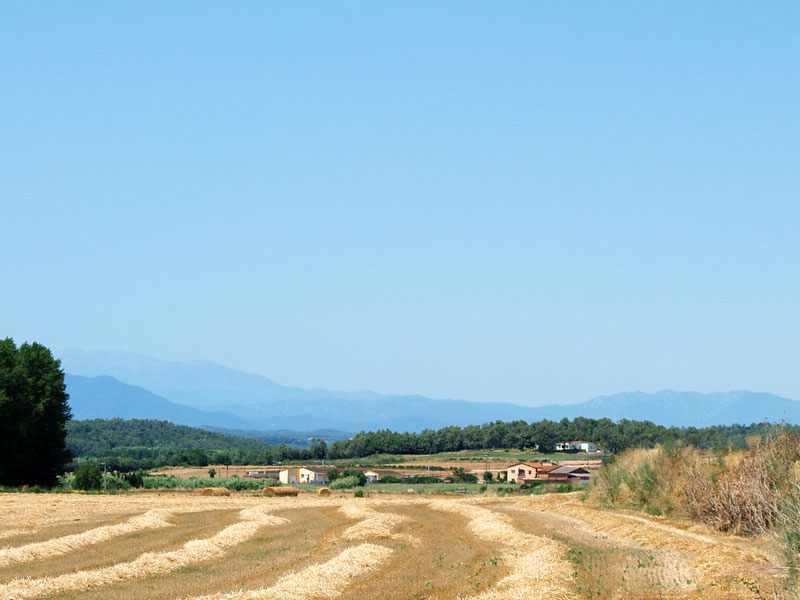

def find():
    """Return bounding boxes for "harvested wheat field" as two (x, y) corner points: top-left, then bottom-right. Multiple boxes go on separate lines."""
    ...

(0, 492), (784, 600)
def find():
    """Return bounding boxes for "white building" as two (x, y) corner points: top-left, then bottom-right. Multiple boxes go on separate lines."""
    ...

(555, 441), (597, 452)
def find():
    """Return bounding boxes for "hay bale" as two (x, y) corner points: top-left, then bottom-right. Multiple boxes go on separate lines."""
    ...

(200, 487), (230, 497)
(317, 487), (331, 496)
(263, 486), (298, 497)
(407, 488), (415, 494)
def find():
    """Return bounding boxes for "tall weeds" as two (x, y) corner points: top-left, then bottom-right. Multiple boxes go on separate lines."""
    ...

(589, 432), (800, 584)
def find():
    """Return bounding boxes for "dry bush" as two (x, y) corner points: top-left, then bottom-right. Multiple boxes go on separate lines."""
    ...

(201, 488), (231, 497)
(317, 487), (331, 496)
(589, 445), (695, 516)
(681, 450), (775, 534)
(262, 487), (298, 497)
(591, 433), (800, 541)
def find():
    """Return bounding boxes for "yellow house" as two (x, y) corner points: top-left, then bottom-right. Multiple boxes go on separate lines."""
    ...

(279, 467), (326, 484)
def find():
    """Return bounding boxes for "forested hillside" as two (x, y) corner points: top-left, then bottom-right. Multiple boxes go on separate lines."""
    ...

(67, 419), (268, 460)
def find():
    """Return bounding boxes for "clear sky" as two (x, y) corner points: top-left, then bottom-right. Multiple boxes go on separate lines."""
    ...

(2, 2), (799, 405)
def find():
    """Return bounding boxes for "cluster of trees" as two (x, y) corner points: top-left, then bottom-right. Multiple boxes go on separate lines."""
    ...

(0, 339), (71, 486)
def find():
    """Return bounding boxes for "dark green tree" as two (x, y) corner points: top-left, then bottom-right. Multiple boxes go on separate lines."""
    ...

(73, 464), (102, 490)
(309, 438), (327, 459)
(0, 339), (71, 487)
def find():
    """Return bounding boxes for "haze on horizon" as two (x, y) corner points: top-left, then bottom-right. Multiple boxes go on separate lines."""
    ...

(2, 3), (799, 407)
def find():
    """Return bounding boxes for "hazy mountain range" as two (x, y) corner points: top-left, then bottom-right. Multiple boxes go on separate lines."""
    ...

(60, 348), (800, 432)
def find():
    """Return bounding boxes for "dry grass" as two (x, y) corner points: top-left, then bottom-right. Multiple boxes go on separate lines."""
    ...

(339, 502), (407, 540)
(491, 503), (698, 599)
(681, 453), (774, 535)
(187, 543), (393, 599)
(0, 506), (287, 600)
(0, 492), (785, 600)
(0, 508), (174, 567)
(529, 494), (781, 599)
(428, 500), (577, 600)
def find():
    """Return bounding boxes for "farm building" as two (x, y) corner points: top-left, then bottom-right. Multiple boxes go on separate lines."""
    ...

(555, 441), (598, 452)
(504, 461), (558, 483)
(245, 470), (280, 479)
(544, 465), (592, 483)
(279, 467), (327, 484)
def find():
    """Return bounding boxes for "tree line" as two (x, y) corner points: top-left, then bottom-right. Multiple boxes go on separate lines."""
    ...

(323, 419), (792, 458)
(67, 416), (795, 472)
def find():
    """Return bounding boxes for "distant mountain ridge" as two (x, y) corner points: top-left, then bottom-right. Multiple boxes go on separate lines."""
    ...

(61, 348), (800, 431)
(64, 374), (251, 429)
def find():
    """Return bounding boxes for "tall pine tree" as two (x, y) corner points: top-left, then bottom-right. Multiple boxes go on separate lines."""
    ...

(0, 339), (71, 486)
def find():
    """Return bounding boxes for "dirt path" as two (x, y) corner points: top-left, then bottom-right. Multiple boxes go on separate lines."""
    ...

(507, 494), (784, 599)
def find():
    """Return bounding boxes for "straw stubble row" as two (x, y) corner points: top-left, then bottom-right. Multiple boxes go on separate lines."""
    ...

(0, 506), (287, 600)
(428, 500), (577, 600)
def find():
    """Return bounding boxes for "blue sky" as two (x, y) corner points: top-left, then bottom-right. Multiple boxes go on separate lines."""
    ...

(2, 2), (799, 405)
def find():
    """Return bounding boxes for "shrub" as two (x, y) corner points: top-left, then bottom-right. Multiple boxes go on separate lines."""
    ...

(404, 476), (443, 484)
(141, 475), (276, 491)
(102, 474), (130, 491)
(73, 464), (102, 491)
(520, 481), (544, 490)
(340, 469), (367, 486)
(123, 470), (145, 488)
(330, 476), (360, 490)
(447, 468), (478, 483)
(354, 489), (364, 498)
(588, 446), (682, 515)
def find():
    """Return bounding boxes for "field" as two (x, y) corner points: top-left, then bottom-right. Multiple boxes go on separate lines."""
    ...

(0, 490), (784, 600)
